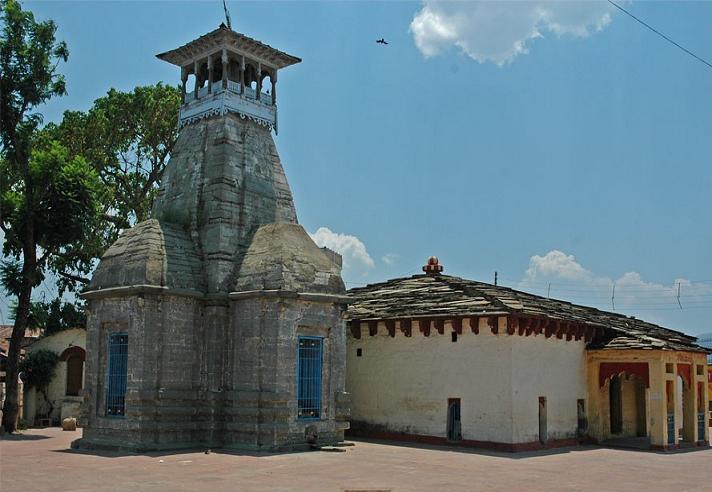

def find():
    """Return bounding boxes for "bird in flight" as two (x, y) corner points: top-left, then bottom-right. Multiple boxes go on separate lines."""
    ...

(376, 38), (388, 45)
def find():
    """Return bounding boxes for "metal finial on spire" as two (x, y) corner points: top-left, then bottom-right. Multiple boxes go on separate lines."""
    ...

(223, 0), (232, 30)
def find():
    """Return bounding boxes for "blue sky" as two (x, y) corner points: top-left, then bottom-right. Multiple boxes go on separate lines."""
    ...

(2, 1), (712, 336)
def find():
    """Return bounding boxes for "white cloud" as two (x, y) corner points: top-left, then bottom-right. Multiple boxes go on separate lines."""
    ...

(381, 253), (399, 266)
(309, 227), (375, 276)
(410, 1), (615, 65)
(519, 250), (712, 318)
(524, 250), (595, 282)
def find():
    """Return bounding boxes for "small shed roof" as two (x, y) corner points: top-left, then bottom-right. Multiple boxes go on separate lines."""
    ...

(0, 325), (42, 354)
(347, 274), (708, 353)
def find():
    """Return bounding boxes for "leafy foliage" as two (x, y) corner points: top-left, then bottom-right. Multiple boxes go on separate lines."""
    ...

(19, 349), (58, 390)
(42, 84), (181, 292)
(52, 84), (180, 229)
(0, 0), (97, 432)
(19, 348), (60, 419)
(2, 141), (100, 256)
(0, 0), (68, 160)
(9, 298), (86, 335)
(1, 138), (101, 294)
(1, 1), (179, 432)
(41, 299), (86, 335)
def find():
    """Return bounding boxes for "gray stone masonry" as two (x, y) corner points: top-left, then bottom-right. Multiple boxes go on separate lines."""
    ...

(153, 113), (297, 294)
(77, 111), (349, 452)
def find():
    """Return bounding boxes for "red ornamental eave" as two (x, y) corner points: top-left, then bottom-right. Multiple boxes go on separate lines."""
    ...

(350, 322), (361, 339)
(488, 316), (498, 334)
(469, 317), (479, 334)
(599, 362), (650, 388)
(346, 315), (604, 344)
(368, 320), (378, 337)
(385, 319), (396, 338)
(400, 319), (412, 337)
(506, 317), (516, 335)
(419, 319), (431, 337)
(518, 318), (529, 336)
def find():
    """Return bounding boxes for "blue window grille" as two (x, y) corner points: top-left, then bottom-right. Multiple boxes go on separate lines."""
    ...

(698, 412), (706, 442)
(297, 336), (323, 420)
(667, 413), (675, 444)
(106, 333), (128, 417)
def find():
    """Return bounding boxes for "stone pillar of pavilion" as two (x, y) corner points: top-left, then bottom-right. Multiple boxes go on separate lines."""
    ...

(207, 56), (213, 94)
(180, 67), (188, 103)
(221, 48), (228, 89)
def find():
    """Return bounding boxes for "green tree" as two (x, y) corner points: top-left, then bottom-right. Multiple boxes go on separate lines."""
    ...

(9, 298), (86, 336)
(0, 0), (100, 432)
(46, 83), (180, 291)
(19, 349), (59, 418)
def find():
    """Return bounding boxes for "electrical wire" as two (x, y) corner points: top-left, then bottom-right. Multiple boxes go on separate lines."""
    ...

(608, 0), (712, 71)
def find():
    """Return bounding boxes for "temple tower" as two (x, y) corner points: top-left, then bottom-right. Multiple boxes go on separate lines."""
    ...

(76, 24), (350, 451)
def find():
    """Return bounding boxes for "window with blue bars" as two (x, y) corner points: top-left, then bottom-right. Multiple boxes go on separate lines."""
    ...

(297, 336), (323, 420)
(106, 333), (128, 417)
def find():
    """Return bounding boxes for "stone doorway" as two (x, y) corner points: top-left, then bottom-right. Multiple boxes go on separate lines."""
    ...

(677, 373), (696, 444)
(447, 398), (461, 442)
(602, 372), (650, 449)
(634, 377), (647, 437)
(606, 373), (648, 439)
(538, 397), (547, 445)
(609, 375), (623, 434)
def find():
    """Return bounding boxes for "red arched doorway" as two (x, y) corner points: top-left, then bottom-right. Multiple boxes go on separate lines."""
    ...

(60, 346), (86, 397)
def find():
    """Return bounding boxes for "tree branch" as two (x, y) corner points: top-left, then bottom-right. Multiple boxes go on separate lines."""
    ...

(102, 212), (126, 226)
(37, 247), (54, 266)
(57, 270), (90, 285)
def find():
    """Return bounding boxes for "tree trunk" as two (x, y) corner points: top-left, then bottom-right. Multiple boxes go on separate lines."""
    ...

(2, 177), (36, 433)
(1, 263), (33, 432)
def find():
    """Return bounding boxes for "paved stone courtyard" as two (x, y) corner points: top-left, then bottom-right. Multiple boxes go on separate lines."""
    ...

(1, 428), (711, 491)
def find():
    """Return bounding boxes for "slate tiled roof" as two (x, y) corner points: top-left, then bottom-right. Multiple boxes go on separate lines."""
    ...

(347, 274), (708, 353)
(156, 24), (301, 69)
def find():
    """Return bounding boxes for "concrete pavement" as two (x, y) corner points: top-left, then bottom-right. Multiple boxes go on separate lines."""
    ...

(1, 428), (711, 491)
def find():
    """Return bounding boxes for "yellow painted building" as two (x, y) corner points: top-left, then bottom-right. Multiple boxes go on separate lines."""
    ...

(24, 328), (86, 426)
(708, 366), (712, 429)
(587, 349), (708, 449)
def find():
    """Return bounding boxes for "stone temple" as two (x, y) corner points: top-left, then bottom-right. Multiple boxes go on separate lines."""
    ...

(75, 24), (350, 451)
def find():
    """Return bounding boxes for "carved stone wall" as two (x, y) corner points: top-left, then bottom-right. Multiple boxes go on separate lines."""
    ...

(76, 113), (348, 452)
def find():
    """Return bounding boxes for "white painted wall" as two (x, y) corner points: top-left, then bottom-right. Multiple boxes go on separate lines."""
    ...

(347, 318), (587, 445)
(510, 335), (586, 442)
(25, 328), (86, 424)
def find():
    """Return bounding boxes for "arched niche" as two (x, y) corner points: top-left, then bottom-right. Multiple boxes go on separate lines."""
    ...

(60, 346), (86, 397)
(245, 63), (258, 92)
(261, 71), (275, 103)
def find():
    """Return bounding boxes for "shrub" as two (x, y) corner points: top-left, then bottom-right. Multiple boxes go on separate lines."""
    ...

(19, 349), (59, 390)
